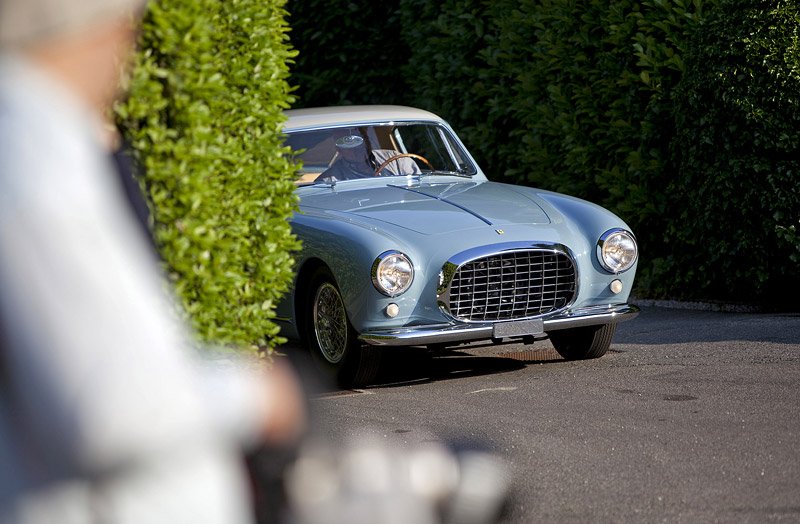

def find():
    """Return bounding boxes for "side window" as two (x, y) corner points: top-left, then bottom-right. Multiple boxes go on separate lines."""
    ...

(285, 130), (336, 184)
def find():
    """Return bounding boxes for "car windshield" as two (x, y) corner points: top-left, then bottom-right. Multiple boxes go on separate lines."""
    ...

(285, 122), (478, 185)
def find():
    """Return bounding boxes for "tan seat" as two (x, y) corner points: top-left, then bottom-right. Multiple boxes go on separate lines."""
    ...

(295, 172), (320, 185)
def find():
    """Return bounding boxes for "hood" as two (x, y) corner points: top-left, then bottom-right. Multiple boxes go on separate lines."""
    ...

(299, 180), (551, 234)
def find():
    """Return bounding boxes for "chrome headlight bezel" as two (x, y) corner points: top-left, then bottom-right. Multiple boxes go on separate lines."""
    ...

(597, 229), (638, 274)
(371, 250), (414, 297)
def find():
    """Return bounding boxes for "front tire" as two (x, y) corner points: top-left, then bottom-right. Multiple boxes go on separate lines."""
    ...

(548, 323), (617, 360)
(306, 267), (381, 388)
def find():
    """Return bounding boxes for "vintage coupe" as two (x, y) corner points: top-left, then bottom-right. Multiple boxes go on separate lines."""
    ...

(276, 106), (639, 386)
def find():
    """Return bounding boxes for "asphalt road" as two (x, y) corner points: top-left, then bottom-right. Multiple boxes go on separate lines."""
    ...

(300, 306), (800, 523)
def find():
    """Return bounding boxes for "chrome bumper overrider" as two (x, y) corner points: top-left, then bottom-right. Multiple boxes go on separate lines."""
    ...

(359, 303), (640, 347)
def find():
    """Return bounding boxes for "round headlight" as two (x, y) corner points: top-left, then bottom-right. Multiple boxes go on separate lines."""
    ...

(372, 251), (414, 297)
(597, 229), (638, 273)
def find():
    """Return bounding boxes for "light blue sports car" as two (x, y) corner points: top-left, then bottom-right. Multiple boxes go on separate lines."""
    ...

(277, 106), (639, 387)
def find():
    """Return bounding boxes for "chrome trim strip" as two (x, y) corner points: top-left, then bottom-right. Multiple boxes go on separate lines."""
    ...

(285, 119), (435, 134)
(359, 304), (639, 346)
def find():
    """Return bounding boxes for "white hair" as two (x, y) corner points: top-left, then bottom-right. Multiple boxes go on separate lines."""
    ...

(0, 0), (147, 47)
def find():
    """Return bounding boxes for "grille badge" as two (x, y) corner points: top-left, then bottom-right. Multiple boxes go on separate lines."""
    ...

(495, 229), (504, 235)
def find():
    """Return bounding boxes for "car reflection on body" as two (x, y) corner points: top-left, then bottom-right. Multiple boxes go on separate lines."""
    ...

(275, 105), (639, 387)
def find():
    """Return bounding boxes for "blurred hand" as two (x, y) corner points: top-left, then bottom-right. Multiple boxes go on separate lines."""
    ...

(259, 360), (308, 447)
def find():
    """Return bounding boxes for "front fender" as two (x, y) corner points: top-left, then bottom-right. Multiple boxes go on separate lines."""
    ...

(288, 209), (426, 333)
(532, 189), (638, 306)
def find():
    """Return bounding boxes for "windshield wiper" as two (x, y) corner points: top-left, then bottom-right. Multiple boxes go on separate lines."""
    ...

(420, 168), (473, 179)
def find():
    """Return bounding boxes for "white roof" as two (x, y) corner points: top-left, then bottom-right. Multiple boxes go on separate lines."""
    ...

(283, 105), (445, 132)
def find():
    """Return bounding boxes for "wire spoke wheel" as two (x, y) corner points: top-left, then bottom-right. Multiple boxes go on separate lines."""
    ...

(313, 282), (348, 364)
(304, 267), (382, 388)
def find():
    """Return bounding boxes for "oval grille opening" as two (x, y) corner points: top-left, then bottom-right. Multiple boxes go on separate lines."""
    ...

(447, 250), (576, 321)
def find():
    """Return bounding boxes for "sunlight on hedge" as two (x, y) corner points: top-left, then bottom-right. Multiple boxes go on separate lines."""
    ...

(117, 0), (301, 351)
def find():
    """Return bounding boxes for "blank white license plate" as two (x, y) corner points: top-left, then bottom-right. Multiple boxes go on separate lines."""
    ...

(492, 319), (544, 338)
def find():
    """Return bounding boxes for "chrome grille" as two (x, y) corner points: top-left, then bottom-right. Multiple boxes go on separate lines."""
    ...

(447, 250), (576, 322)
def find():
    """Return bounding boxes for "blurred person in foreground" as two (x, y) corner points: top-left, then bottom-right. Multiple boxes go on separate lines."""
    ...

(0, 0), (306, 522)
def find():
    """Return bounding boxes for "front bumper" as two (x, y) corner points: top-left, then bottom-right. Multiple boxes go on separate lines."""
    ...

(359, 303), (639, 347)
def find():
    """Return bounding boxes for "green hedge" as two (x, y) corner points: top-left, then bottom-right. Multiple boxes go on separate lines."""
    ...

(472, 0), (710, 299)
(665, 0), (800, 303)
(288, 0), (800, 305)
(117, 0), (301, 350)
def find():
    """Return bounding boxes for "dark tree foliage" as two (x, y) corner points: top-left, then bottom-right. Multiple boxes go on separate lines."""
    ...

(287, 0), (799, 306)
(396, 0), (505, 171)
(472, 0), (707, 289)
(666, 0), (800, 304)
(287, 0), (409, 106)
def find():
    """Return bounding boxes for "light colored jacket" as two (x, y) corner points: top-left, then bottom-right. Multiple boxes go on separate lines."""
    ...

(0, 54), (269, 524)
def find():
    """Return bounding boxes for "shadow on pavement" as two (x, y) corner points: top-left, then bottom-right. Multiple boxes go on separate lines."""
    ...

(280, 303), (800, 393)
(281, 338), (572, 393)
(615, 306), (800, 345)
(368, 347), (527, 388)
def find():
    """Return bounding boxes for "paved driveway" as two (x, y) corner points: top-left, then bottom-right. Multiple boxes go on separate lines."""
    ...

(300, 306), (800, 523)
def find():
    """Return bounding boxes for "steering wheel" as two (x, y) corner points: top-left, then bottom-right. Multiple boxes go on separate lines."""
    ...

(373, 153), (433, 177)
